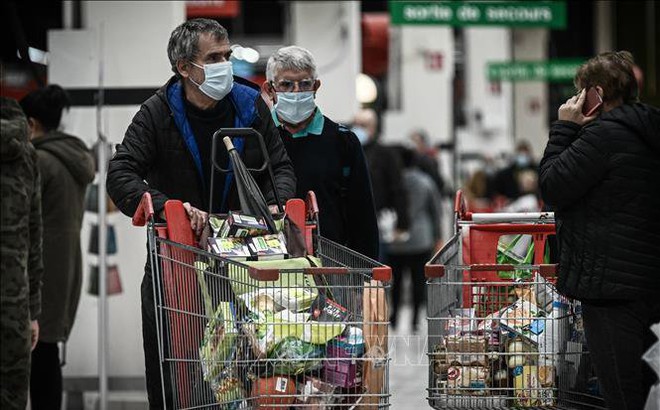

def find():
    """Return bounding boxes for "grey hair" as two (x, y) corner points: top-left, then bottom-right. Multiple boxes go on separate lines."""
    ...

(167, 18), (229, 77)
(266, 46), (317, 81)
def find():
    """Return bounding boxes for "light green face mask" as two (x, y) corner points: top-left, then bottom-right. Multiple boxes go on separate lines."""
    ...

(274, 91), (316, 125)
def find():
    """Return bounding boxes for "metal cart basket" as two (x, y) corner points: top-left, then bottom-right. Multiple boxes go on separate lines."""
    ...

(425, 191), (605, 409)
(132, 129), (391, 409)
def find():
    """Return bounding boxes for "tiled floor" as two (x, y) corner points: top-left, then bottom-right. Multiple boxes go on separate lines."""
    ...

(388, 304), (430, 409)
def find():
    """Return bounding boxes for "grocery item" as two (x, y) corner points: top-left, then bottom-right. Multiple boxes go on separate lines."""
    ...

(310, 293), (351, 322)
(212, 376), (245, 409)
(247, 232), (289, 260)
(324, 359), (362, 388)
(359, 280), (388, 409)
(219, 211), (270, 238)
(446, 366), (489, 395)
(252, 376), (296, 410)
(269, 337), (324, 375)
(513, 365), (555, 406)
(327, 327), (365, 358)
(506, 338), (534, 369)
(296, 376), (337, 407)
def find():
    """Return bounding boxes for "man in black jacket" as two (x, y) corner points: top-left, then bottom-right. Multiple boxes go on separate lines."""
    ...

(261, 46), (379, 260)
(107, 19), (295, 408)
(540, 51), (660, 410)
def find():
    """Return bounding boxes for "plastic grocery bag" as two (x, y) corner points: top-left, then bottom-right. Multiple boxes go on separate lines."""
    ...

(269, 337), (324, 375)
(359, 279), (389, 409)
(497, 234), (550, 279)
(195, 261), (243, 408)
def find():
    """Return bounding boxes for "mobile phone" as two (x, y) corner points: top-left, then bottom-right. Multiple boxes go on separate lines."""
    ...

(582, 87), (603, 117)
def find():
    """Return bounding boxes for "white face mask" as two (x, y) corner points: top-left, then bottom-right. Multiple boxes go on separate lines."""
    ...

(274, 91), (316, 125)
(190, 61), (233, 101)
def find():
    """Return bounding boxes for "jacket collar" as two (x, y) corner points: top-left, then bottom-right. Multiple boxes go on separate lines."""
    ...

(164, 77), (261, 211)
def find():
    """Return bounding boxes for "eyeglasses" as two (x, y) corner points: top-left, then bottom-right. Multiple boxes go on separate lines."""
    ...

(271, 78), (316, 92)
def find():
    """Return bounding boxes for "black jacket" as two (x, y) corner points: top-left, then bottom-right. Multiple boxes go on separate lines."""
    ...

(363, 141), (410, 231)
(540, 103), (660, 300)
(279, 115), (379, 260)
(107, 77), (296, 218)
(33, 131), (94, 342)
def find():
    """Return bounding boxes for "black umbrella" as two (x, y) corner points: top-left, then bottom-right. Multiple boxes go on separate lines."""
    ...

(222, 136), (277, 233)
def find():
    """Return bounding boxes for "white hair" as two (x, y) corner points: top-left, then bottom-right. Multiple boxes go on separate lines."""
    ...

(266, 46), (317, 81)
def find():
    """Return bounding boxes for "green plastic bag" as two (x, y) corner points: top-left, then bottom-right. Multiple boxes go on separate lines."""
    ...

(268, 337), (324, 375)
(195, 262), (238, 381)
(496, 234), (549, 279)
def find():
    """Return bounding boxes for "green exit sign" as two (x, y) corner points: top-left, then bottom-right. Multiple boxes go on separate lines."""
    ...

(389, 1), (567, 28)
(487, 60), (584, 82)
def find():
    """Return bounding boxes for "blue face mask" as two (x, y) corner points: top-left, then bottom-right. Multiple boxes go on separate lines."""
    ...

(190, 61), (233, 101)
(351, 126), (369, 145)
(274, 91), (316, 125)
(515, 154), (531, 168)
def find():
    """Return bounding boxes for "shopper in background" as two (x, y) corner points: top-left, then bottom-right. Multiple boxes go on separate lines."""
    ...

(540, 50), (660, 410)
(387, 145), (442, 332)
(262, 46), (379, 259)
(501, 169), (540, 213)
(0, 97), (43, 410)
(107, 18), (295, 408)
(409, 129), (445, 195)
(352, 108), (409, 262)
(20, 85), (95, 409)
(493, 140), (537, 201)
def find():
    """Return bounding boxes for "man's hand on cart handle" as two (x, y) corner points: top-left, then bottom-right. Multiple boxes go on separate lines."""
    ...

(268, 204), (283, 214)
(30, 320), (39, 351)
(183, 202), (208, 237)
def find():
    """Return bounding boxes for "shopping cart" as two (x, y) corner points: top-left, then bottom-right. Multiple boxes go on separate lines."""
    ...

(425, 190), (605, 409)
(132, 128), (391, 409)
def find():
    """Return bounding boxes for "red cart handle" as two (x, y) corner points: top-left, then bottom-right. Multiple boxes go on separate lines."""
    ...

(306, 190), (319, 220)
(425, 263), (557, 279)
(454, 189), (469, 221)
(425, 264), (445, 278)
(132, 192), (154, 226)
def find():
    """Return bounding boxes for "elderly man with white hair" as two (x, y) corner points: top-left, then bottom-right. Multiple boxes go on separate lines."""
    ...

(261, 46), (379, 259)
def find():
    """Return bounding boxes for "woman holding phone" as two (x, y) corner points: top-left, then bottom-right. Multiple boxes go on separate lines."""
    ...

(539, 51), (660, 410)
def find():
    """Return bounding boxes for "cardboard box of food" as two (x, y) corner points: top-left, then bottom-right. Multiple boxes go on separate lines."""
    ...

(445, 334), (488, 352)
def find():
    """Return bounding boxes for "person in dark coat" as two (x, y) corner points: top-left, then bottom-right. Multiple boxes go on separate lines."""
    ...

(0, 97), (43, 410)
(539, 50), (660, 410)
(409, 129), (445, 195)
(20, 85), (95, 409)
(352, 108), (409, 262)
(387, 146), (442, 332)
(106, 19), (295, 409)
(261, 46), (379, 260)
(492, 140), (537, 201)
